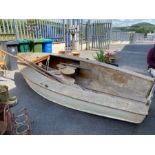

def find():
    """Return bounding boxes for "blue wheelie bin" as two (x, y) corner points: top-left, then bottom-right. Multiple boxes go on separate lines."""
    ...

(42, 39), (53, 53)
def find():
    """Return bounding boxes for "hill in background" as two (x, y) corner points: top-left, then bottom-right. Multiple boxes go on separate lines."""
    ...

(113, 22), (155, 36)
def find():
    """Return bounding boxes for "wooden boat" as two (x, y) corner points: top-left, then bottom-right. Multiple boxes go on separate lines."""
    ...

(17, 52), (155, 124)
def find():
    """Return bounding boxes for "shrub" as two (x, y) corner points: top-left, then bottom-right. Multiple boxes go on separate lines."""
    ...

(94, 49), (111, 63)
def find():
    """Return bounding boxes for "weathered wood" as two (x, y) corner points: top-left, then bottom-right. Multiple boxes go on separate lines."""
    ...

(27, 77), (147, 123)
(17, 53), (155, 123)
(48, 54), (154, 102)
(20, 67), (150, 123)
(0, 50), (63, 83)
(17, 53), (154, 102)
(47, 70), (75, 85)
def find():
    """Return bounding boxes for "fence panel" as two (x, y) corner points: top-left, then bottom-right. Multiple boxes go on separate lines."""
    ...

(0, 19), (112, 51)
(111, 30), (145, 42)
(0, 19), (16, 40)
(3, 19), (64, 40)
(91, 20), (112, 49)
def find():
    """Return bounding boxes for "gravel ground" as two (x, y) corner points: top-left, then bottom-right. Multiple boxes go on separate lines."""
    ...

(1, 43), (155, 135)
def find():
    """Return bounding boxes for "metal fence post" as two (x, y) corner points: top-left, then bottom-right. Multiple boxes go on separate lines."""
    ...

(80, 19), (83, 51)
(86, 20), (91, 50)
(13, 19), (19, 40)
(63, 19), (66, 43)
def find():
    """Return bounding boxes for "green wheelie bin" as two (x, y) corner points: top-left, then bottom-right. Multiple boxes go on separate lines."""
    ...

(17, 40), (30, 53)
(33, 39), (43, 52)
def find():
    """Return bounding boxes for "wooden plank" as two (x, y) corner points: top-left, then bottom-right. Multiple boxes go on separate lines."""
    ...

(32, 55), (50, 64)
(18, 53), (50, 63)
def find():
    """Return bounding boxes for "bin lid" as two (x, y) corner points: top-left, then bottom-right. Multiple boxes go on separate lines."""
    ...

(33, 39), (44, 43)
(0, 41), (8, 43)
(17, 39), (24, 43)
(43, 39), (53, 43)
(17, 39), (30, 43)
(6, 41), (19, 45)
(24, 40), (31, 43)
(28, 39), (33, 42)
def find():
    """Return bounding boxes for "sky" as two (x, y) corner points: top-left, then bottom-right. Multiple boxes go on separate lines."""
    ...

(112, 19), (155, 27)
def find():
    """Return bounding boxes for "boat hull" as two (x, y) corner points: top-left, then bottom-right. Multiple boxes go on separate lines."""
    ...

(24, 75), (146, 124)
(17, 53), (154, 124)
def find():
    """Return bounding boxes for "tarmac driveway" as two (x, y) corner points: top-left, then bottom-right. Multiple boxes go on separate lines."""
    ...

(5, 43), (155, 135)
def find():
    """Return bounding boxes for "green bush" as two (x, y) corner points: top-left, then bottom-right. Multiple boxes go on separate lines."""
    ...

(94, 49), (110, 63)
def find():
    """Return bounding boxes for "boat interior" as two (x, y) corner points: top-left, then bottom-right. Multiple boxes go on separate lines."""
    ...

(32, 54), (154, 103)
